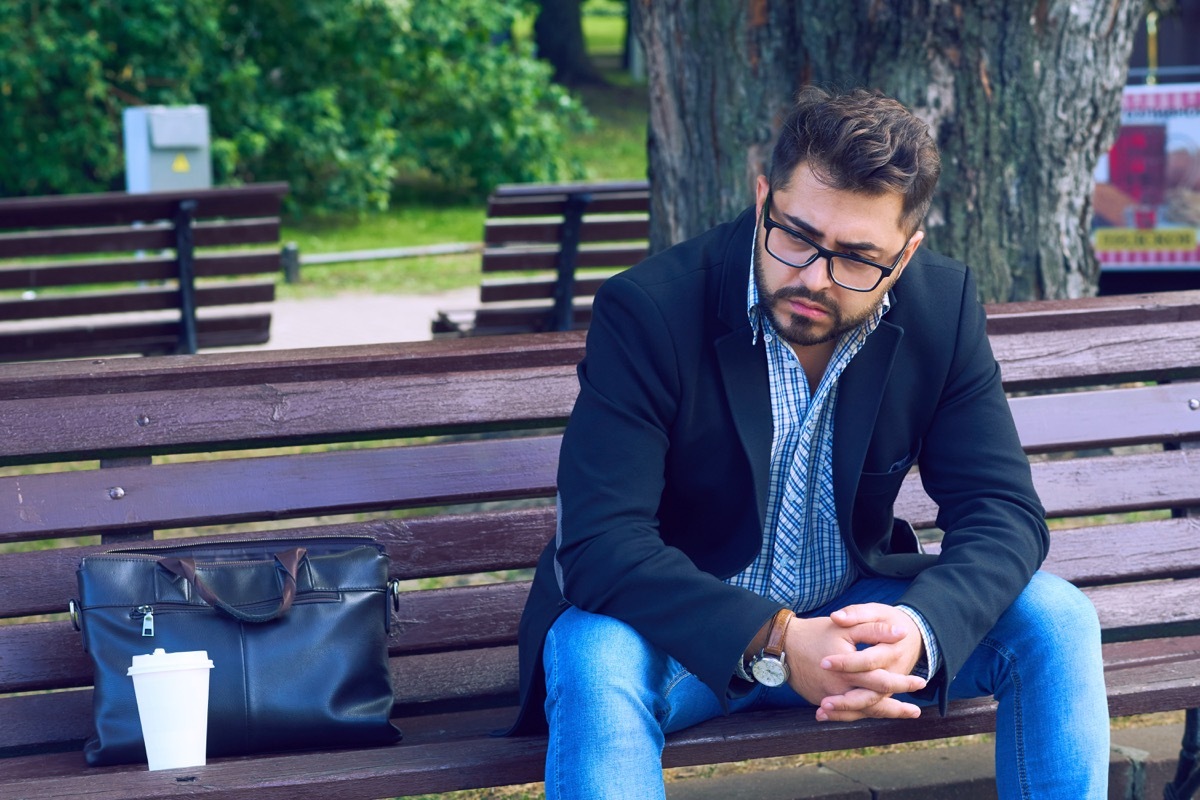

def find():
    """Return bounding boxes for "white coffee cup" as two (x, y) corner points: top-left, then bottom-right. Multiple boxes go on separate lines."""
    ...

(126, 648), (215, 771)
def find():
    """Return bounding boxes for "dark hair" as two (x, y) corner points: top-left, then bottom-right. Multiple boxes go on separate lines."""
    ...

(769, 86), (941, 235)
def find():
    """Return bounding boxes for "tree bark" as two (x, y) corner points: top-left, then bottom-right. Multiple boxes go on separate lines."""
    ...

(535, 0), (605, 86)
(638, 0), (1148, 301)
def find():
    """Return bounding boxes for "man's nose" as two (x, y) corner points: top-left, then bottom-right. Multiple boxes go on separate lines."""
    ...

(795, 255), (836, 292)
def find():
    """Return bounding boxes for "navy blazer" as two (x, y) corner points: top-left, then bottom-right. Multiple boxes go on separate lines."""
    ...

(509, 207), (1048, 734)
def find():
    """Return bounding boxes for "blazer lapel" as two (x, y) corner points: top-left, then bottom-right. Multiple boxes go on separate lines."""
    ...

(833, 318), (903, 528)
(716, 330), (771, 527)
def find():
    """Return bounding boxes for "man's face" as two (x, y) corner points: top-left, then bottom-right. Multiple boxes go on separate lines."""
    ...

(753, 166), (923, 347)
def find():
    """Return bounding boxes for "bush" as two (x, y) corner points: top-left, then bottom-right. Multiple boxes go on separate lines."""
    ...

(0, 0), (588, 213)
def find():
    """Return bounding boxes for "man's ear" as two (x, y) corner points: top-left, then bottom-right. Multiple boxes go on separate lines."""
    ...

(755, 175), (770, 215)
(891, 230), (925, 282)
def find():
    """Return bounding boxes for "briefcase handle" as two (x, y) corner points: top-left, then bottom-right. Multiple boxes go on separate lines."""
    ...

(158, 547), (307, 624)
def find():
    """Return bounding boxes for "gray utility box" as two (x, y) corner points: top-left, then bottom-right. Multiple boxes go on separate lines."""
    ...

(123, 105), (213, 193)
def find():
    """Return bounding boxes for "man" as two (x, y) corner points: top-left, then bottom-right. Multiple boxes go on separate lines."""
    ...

(510, 87), (1110, 799)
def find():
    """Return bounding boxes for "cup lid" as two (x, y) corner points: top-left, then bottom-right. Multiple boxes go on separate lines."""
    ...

(127, 648), (215, 676)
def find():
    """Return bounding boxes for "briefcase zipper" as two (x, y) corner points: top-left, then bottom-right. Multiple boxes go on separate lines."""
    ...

(130, 593), (341, 637)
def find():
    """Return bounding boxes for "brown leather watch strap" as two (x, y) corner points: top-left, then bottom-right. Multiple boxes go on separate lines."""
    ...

(763, 608), (793, 658)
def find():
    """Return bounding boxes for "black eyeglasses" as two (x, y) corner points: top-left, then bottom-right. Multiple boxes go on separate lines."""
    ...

(760, 190), (908, 292)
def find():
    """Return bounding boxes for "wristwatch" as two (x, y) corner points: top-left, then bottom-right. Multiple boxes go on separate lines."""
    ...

(748, 608), (794, 687)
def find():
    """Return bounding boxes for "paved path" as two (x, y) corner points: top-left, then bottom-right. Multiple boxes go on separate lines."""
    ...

(243, 287), (478, 350)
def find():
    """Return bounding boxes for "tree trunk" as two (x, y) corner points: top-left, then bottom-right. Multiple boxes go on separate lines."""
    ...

(535, 0), (605, 86)
(638, 0), (801, 254)
(638, 0), (1148, 301)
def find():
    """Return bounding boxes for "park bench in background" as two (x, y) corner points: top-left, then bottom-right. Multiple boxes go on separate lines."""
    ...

(1, 291), (1199, 799)
(432, 179), (649, 336)
(0, 183), (288, 362)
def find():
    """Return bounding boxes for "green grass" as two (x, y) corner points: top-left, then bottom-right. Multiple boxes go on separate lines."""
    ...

(279, 11), (646, 300)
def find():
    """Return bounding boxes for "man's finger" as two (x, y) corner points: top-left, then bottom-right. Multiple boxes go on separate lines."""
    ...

(838, 620), (908, 646)
(816, 695), (923, 723)
(829, 603), (893, 628)
(819, 663), (927, 695)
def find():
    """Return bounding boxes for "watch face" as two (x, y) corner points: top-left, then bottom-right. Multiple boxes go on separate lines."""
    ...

(750, 656), (788, 687)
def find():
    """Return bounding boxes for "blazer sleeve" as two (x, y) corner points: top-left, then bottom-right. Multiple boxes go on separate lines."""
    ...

(553, 273), (782, 705)
(896, 268), (1050, 700)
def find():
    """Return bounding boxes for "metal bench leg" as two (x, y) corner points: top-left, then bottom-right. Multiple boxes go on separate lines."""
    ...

(1165, 707), (1200, 799)
(174, 199), (199, 354)
(549, 193), (591, 332)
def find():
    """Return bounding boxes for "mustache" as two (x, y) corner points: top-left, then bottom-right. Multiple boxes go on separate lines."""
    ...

(767, 285), (835, 313)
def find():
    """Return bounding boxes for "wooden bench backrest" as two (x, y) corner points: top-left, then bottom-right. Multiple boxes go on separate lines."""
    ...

(0, 183), (288, 361)
(472, 181), (650, 334)
(2, 308), (1200, 756)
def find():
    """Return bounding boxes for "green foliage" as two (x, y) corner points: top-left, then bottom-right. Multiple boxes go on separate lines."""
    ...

(0, 0), (216, 195)
(0, 0), (588, 213)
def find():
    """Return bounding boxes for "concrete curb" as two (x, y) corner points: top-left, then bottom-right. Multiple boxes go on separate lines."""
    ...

(664, 722), (1185, 800)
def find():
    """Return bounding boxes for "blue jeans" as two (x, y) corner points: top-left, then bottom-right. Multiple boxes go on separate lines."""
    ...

(542, 572), (1109, 800)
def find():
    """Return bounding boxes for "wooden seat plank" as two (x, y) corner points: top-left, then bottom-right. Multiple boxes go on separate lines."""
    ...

(0, 436), (562, 542)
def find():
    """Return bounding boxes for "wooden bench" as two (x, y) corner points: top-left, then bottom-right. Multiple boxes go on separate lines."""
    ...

(432, 180), (649, 336)
(2, 291), (1200, 799)
(0, 183), (289, 362)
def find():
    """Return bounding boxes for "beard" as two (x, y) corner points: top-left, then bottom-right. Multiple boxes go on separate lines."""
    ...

(753, 245), (887, 347)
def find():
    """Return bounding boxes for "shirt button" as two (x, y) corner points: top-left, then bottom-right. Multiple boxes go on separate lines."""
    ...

(764, 333), (774, 342)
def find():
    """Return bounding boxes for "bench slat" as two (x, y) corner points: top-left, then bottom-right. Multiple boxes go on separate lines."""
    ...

(484, 216), (648, 247)
(0, 219), (280, 260)
(486, 192), (651, 217)
(0, 436), (561, 542)
(0, 333), (589, 401)
(0, 368), (578, 464)
(1009, 380), (1200, 453)
(984, 289), (1200, 334)
(479, 274), (611, 302)
(0, 314), (271, 363)
(481, 244), (647, 273)
(990, 318), (1200, 390)
(0, 251), (282, 291)
(0, 183), (289, 229)
(0, 282), (274, 322)
(4, 365), (1196, 467)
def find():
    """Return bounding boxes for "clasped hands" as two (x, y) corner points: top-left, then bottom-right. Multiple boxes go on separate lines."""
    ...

(783, 603), (928, 723)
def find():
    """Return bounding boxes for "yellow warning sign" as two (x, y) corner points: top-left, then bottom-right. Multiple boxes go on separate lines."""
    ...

(1094, 228), (1197, 251)
(172, 153), (191, 173)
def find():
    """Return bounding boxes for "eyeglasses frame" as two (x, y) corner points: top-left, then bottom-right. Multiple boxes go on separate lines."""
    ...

(760, 190), (910, 293)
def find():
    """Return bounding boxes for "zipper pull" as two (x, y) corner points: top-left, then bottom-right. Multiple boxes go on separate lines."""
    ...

(135, 605), (155, 637)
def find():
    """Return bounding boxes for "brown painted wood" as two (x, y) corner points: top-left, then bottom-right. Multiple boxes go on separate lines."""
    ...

(894, 448), (1200, 529)
(0, 314), (271, 363)
(479, 273), (611, 302)
(0, 367), (577, 463)
(0, 435), (561, 542)
(0, 251), (282, 291)
(486, 191), (650, 218)
(989, 318), (1200, 390)
(0, 218), (278, 259)
(0, 332), (589, 401)
(984, 290), (1200, 334)
(0, 183), (288, 229)
(0, 282), (274, 322)
(481, 244), (646, 273)
(484, 216), (649, 247)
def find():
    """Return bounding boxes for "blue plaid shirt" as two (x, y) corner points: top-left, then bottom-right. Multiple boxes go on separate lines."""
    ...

(729, 257), (940, 678)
